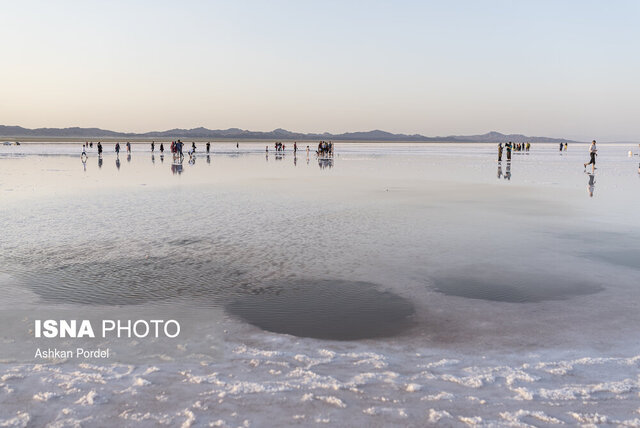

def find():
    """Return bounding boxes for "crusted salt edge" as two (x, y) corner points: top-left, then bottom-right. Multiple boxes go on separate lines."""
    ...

(421, 391), (455, 401)
(363, 407), (408, 418)
(536, 356), (640, 376)
(0, 411), (30, 428)
(428, 409), (453, 423)
(301, 393), (346, 408)
(74, 390), (97, 405)
(33, 391), (58, 402)
(500, 409), (564, 425)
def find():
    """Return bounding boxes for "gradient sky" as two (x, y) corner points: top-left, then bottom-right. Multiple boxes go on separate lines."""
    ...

(1, 0), (639, 140)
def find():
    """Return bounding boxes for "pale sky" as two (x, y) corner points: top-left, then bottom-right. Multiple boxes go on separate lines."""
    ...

(1, 0), (639, 141)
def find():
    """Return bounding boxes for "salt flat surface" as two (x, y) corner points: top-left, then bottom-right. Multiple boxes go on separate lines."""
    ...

(1, 143), (639, 426)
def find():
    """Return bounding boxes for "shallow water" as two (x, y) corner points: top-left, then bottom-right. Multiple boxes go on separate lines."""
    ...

(227, 279), (415, 340)
(1, 142), (639, 344)
(1, 142), (640, 425)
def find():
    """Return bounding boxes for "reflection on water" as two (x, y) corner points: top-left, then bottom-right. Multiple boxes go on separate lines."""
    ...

(318, 157), (333, 169)
(227, 280), (415, 340)
(587, 172), (596, 197)
(171, 158), (184, 175)
(1, 144), (639, 347)
(75, 148), (339, 172)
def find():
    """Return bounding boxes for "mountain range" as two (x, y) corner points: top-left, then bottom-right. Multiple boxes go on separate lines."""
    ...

(0, 125), (580, 143)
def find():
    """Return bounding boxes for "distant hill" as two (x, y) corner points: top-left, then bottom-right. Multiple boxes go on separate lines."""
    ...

(0, 125), (580, 143)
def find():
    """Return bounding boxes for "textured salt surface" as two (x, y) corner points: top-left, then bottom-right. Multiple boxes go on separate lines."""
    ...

(1, 336), (639, 426)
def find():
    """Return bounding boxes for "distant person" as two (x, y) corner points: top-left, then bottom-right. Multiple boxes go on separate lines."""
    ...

(236, 142), (239, 149)
(559, 142), (563, 152)
(160, 143), (164, 153)
(498, 143), (503, 162)
(126, 142), (131, 153)
(151, 141), (155, 152)
(266, 145), (269, 153)
(584, 140), (597, 172)
(97, 142), (103, 157)
(294, 142), (297, 153)
(564, 142), (568, 151)
(506, 142), (512, 161)
(206, 142), (210, 153)
(81, 144), (87, 159)
(115, 142), (120, 155)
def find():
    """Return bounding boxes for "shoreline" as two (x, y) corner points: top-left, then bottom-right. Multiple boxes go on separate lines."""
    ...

(0, 138), (598, 144)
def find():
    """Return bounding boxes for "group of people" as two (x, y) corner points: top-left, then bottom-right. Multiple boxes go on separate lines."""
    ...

(497, 142), (530, 161)
(317, 141), (334, 156)
(273, 142), (287, 152)
(82, 141), (104, 158)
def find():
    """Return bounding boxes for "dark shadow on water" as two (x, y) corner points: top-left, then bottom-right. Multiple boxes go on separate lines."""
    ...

(432, 274), (603, 303)
(226, 279), (415, 340)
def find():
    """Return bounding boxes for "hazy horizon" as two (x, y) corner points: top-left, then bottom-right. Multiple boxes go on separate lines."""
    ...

(1, 1), (639, 141)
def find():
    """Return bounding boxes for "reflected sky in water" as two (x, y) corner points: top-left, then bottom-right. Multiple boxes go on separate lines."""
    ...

(0, 143), (639, 345)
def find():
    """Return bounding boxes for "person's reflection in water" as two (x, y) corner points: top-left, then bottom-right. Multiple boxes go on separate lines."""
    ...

(318, 157), (334, 169)
(188, 154), (196, 165)
(504, 161), (511, 180)
(171, 157), (184, 175)
(207, 155), (211, 164)
(115, 157), (121, 170)
(151, 154), (155, 164)
(98, 157), (103, 169)
(294, 153), (297, 166)
(82, 158), (87, 172)
(127, 153), (131, 163)
(497, 162), (503, 179)
(160, 154), (164, 163)
(587, 172), (596, 197)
